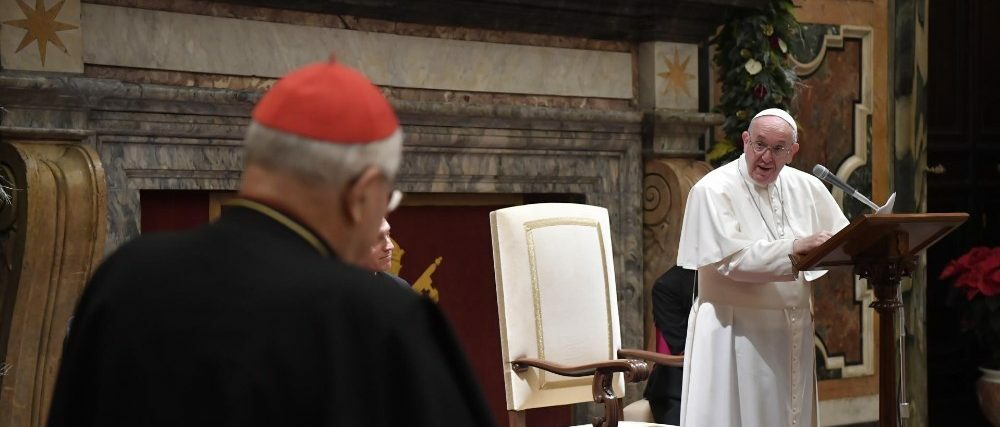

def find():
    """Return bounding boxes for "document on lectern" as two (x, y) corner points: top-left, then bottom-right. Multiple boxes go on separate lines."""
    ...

(875, 193), (896, 215)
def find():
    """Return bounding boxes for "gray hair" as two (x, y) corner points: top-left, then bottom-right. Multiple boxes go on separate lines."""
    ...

(749, 113), (799, 144)
(243, 122), (402, 188)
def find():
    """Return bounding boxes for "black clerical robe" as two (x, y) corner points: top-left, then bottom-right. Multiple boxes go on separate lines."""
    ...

(377, 271), (411, 289)
(47, 202), (495, 427)
(643, 265), (696, 425)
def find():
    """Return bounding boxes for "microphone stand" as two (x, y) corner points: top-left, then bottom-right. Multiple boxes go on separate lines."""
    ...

(815, 164), (907, 423)
(850, 190), (880, 211)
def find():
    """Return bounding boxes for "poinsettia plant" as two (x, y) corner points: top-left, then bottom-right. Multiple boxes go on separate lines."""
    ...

(940, 246), (1000, 368)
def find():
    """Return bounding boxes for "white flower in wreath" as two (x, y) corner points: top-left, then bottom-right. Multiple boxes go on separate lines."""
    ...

(778, 38), (788, 54)
(744, 58), (763, 75)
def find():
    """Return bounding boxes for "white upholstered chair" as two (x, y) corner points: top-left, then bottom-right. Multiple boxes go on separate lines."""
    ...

(490, 203), (681, 427)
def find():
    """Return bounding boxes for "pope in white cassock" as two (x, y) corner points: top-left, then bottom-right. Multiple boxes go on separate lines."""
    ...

(677, 109), (850, 427)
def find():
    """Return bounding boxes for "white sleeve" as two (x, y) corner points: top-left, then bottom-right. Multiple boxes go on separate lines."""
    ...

(715, 238), (798, 282)
(677, 182), (758, 269)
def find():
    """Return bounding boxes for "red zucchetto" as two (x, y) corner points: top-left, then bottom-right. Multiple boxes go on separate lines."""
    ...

(252, 59), (399, 144)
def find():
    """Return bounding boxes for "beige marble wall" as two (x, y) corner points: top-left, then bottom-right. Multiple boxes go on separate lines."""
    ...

(819, 395), (878, 426)
(638, 41), (699, 110)
(81, 4), (633, 99)
(0, 0), (83, 72)
(87, 0), (631, 52)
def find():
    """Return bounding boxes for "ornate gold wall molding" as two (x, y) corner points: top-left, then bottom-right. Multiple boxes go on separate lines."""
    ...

(641, 158), (710, 347)
(0, 130), (106, 427)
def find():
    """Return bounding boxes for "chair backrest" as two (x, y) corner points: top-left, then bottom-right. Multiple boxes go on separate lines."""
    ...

(490, 203), (623, 411)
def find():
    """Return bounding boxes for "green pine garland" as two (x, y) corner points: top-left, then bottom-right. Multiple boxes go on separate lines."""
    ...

(708, 0), (801, 166)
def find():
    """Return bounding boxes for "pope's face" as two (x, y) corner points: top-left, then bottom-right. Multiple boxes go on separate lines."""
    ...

(742, 116), (800, 185)
(365, 219), (394, 272)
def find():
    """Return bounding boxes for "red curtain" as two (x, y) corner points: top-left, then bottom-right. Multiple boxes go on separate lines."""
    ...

(139, 190), (211, 233)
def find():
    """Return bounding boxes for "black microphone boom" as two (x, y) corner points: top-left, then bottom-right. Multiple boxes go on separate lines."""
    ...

(812, 164), (879, 211)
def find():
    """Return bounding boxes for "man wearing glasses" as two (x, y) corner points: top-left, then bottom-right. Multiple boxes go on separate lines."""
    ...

(47, 60), (495, 427)
(676, 109), (849, 427)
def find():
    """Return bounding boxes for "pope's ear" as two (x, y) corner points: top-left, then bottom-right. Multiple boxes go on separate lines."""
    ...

(790, 142), (801, 159)
(343, 166), (381, 224)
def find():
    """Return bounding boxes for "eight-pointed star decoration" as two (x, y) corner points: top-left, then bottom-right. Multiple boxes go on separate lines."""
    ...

(3, 0), (79, 67)
(657, 48), (696, 98)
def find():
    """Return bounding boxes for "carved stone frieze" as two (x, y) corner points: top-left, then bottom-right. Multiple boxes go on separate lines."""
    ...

(643, 110), (723, 157)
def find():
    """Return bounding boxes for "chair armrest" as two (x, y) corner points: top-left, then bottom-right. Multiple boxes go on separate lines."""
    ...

(512, 356), (651, 427)
(618, 348), (684, 368)
(510, 357), (650, 427)
(511, 357), (647, 379)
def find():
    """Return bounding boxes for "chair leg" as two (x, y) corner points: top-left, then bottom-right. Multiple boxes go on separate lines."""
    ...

(508, 410), (526, 427)
(592, 370), (622, 427)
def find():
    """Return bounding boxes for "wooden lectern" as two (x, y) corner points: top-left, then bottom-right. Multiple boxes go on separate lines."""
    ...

(792, 213), (968, 427)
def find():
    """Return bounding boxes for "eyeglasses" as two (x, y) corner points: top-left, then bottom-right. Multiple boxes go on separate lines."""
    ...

(749, 141), (791, 158)
(347, 168), (404, 212)
(387, 189), (403, 212)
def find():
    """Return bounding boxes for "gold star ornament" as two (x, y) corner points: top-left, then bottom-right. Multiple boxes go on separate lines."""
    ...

(656, 48), (696, 98)
(4, 0), (79, 66)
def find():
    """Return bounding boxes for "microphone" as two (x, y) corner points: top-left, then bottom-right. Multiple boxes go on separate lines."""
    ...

(812, 164), (879, 211)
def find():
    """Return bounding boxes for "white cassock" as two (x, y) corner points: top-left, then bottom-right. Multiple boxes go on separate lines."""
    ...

(677, 155), (849, 427)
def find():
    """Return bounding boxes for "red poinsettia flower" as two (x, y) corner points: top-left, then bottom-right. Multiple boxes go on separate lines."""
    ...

(941, 247), (1000, 300)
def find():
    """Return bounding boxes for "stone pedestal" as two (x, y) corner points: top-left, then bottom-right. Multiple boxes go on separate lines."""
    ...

(0, 128), (106, 427)
(641, 157), (712, 347)
(636, 42), (721, 350)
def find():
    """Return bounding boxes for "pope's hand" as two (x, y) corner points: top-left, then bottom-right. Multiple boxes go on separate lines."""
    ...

(792, 231), (834, 255)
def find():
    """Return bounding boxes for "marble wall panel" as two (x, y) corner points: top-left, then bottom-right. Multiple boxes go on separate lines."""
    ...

(0, 0), (83, 72)
(638, 41), (699, 110)
(81, 4), (633, 99)
(99, 136), (244, 251)
(82, 62), (638, 110)
(793, 38), (866, 370)
(818, 395), (878, 426)
(87, 0), (631, 52)
(791, 40), (862, 176)
(788, 28), (876, 383)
